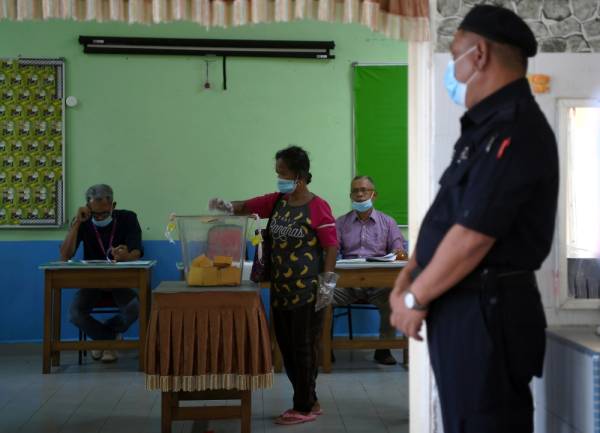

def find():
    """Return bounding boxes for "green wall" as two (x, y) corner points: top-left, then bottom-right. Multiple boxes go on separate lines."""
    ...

(0, 19), (407, 240)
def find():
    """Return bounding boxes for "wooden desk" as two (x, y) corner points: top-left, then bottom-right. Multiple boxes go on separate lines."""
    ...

(39, 261), (155, 374)
(146, 281), (273, 433)
(267, 261), (408, 373)
(324, 261), (408, 373)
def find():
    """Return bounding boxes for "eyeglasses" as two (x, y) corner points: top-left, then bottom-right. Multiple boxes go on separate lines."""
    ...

(91, 210), (112, 219)
(350, 188), (374, 195)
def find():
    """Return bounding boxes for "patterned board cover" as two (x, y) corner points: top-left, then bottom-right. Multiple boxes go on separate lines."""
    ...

(0, 58), (65, 227)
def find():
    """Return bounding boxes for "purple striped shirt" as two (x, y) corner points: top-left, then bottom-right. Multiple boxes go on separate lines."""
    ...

(336, 209), (405, 259)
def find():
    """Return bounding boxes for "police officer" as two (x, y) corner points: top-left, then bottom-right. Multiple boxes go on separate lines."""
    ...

(389, 5), (558, 433)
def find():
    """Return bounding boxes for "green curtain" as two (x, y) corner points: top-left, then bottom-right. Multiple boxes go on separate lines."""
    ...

(353, 65), (408, 225)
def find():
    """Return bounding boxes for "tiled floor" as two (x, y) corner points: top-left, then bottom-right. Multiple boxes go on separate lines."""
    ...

(0, 345), (409, 433)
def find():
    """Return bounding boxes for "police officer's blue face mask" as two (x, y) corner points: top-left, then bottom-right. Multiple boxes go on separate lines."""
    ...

(277, 178), (297, 194)
(92, 215), (113, 227)
(444, 45), (478, 107)
(352, 198), (373, 213)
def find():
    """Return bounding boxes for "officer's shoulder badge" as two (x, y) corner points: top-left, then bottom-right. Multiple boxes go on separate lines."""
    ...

(496, 137), (512, 159)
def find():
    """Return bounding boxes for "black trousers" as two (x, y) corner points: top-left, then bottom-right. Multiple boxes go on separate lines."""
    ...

(427, 270), (546, 433)
(272, 303), (324, 413)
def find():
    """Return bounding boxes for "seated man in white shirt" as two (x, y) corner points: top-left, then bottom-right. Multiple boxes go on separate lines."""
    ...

(335, 176), (407, 365)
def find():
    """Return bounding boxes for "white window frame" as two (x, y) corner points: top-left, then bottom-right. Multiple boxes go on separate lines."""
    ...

(556, 98), (600, 309)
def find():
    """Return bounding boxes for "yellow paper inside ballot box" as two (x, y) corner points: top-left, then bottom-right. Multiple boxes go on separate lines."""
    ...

(186, 254), (241, 286)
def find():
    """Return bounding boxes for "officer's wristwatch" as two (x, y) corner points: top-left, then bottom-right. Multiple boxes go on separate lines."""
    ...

(404, 290), (428, 311)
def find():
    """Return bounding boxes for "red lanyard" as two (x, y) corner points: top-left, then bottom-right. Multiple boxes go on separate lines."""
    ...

(92, 218), (117, 259)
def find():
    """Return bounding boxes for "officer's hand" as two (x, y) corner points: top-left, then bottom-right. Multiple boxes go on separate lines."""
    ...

(76, 206), (91, 223)
(111, 244), (129, 262)
(389, 290), (427, 341)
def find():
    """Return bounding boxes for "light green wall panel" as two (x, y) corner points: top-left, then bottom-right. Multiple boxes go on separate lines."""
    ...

(0, 19), (407, 240)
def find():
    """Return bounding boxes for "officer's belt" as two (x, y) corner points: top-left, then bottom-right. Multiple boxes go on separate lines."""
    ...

(410, 266), (534, 290)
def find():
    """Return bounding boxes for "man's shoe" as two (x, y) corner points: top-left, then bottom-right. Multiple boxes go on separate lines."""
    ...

(90, 350), (102, 361)
(374, 349), (397, 365)
(101, 333), (121, 363)
(101, 350), (118, 363)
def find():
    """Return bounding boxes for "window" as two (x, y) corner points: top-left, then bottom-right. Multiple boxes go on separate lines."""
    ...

(557, 99), (600, 308)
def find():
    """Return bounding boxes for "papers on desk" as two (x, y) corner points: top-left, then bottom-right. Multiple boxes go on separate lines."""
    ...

(43, 260), (95, 266)
(365, 252), (398, 262)
(335, 258), (367, 264)
(79, 260), (155, 265)
(41, 260), (111, 266)
(336, 253), (398, 265)
(39, 259), (157, 270)
(114, 260), (155, 266)
(335, 258), (407, 269)
(42, 260), (75, 266)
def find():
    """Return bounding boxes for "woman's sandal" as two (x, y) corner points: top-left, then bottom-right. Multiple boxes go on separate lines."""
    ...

(274, 410), (317, 425)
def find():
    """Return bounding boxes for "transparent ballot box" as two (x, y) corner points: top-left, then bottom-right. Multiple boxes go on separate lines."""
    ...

(176, 215), (249, 287)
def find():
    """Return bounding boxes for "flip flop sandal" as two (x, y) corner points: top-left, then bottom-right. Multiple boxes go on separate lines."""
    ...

(274, 411), (317, 425)
(273, 409), (293, 422)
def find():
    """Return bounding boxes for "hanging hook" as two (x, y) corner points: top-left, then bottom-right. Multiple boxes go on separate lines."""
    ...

(222, 56), (227, 91)
(204, 59), (211, 89)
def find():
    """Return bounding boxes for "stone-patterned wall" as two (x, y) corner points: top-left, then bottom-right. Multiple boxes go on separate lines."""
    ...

(436, 0), (600, 53)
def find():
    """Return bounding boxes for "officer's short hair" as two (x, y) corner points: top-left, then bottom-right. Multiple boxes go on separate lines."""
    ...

(352, 175), (376, 190)
(85, 184), (113, 203)
(490, 40), (528, 72)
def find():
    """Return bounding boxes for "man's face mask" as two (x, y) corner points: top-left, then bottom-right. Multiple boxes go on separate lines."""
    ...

(444, 45), (478, 107)
(92, 214), (113, 227)
(277, 178), (297, 194)
(90, 206), (114, 227)
(351, 195), (374, 213)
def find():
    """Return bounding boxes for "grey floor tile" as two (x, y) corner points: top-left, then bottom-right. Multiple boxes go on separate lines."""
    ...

(0, 345), (409, 433)
(0, 402), (42, 433)
(341, 415), (387, 432)
(59, 410), (106, 433)
(265, 423), (346, 433)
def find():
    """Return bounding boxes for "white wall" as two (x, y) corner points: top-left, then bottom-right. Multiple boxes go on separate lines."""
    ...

(432, 53), (600, 326)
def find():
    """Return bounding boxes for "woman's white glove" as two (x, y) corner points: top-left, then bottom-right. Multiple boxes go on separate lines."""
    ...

(208, 198), (234, 214)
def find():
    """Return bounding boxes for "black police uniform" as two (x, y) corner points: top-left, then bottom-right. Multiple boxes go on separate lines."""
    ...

(415, 77), (559, 432)
(415, 77), (559, 433)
